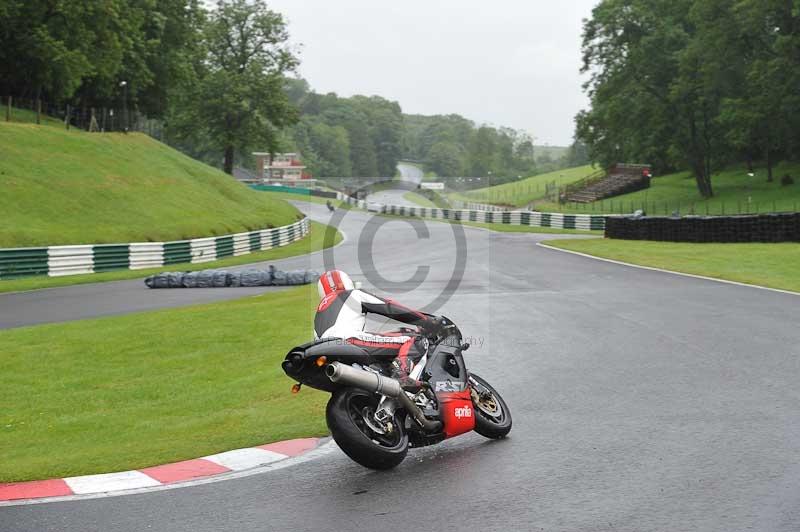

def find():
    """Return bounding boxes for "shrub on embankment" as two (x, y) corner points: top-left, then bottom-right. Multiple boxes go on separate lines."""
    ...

(0, 122), (300, 247)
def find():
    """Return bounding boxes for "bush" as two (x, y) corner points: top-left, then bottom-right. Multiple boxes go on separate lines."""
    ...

(781, 174), (794, 186)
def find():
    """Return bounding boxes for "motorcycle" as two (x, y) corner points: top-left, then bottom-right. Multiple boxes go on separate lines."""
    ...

(282, 315), (512, 469)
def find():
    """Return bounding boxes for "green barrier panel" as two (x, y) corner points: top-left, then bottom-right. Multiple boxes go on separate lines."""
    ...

(591, 216), (606, 230)
(93, 245), (130, 272)
(541, 213), (552, 227)
(563, 215), (576, 229)
(502, 212), (511, 224)
(0, 248), (49, 278)
(250, 185), (312, 195)
(469, 211), (477, 222)
(215, 236), (234, 258)
(521, 212), (530, 225)
(271, 229), (281, 248)
(164, 241), (191, 265)
(249, 231), (262, 252)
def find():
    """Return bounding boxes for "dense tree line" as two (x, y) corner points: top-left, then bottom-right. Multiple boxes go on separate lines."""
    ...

(0, 0), (589, 182)
(401, 114), (589, 188)
(282, 79), (402, 178)
(0, 0), (297, 174)
(403, 114), (537, 185)
(0, 0), (204, 118)
(577, 0), (800, 197)
(283, 85), (585, 184)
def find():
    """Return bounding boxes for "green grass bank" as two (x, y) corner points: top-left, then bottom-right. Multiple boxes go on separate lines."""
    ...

(452, 165), (596, 207)
(0, 121), (300, 247)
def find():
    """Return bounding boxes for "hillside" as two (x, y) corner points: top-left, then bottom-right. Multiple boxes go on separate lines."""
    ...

(0, 122), (300, 247)
(454, 165), (596, 207)
(537, 162), (800, 215)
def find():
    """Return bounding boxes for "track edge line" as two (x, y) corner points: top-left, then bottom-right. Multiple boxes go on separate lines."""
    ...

(536, 241), (800, 297)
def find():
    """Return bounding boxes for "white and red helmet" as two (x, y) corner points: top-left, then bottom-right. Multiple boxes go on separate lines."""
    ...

(317, 270), (355, 299)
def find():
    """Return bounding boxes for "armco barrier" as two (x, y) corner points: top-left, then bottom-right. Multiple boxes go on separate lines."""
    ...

(0, 218), (310, 279)
(605, 213), (800, 242)
(374, 202), (605, 231)
(332, 192), (604, 230)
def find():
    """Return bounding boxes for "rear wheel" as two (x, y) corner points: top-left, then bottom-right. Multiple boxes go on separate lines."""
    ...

(469, 373), (512, 439)
(326, 388), (408, 470)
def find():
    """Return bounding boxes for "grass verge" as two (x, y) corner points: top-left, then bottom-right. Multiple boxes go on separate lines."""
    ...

(543, 239), (800, 293)
(0, 221), (341, 294)
(401, 191), (452, 208)
(0, 284), (328, 482)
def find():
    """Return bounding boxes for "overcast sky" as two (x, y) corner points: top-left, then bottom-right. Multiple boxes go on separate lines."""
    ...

(266, 0), (599, 146)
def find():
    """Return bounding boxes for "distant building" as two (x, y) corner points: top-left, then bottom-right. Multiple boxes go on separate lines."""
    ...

(253, 152), (315, 187)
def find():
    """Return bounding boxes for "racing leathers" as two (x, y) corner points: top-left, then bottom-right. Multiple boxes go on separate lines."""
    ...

(314, 288), (438, 382)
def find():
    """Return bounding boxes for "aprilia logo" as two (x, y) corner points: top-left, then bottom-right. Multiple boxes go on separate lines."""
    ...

(454, 405), (472, 419)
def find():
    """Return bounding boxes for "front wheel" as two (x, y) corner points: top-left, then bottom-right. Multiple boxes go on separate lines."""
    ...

(326, 388), (408, 470)
(469, 373), (512, 439)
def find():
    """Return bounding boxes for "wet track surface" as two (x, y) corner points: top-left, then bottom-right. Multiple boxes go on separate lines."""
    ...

(3, 201), (800, 531)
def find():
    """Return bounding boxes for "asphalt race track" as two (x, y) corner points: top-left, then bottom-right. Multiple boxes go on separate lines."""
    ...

(3, 200), (800, 531)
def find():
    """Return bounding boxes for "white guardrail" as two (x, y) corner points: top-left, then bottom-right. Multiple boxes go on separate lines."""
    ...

(0, 218), (310, 279)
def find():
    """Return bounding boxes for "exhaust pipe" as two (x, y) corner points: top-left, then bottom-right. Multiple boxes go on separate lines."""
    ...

(326, 362), (403, 397)
(326, 362), (442, 433)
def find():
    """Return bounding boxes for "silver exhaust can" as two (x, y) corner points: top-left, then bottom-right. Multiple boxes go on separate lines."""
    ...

(326, 362), (402, 397)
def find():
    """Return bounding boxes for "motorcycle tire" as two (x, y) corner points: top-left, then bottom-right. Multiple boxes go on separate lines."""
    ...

(469, 373), (512, 439)
(326, 388), (408, 470)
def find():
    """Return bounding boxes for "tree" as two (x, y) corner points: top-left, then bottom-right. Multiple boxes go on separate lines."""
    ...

(307, 120), (351, 177)
(715, 0), (799, 182)
(577, 0), (800, 197)
(578, 0), (722, 196)
(426, 141), (465, 177)
(347, 122), (379, 177)
(169, 0), (298, 174)
(0, 0), (202, 118)
(564, 137), (590, 167)
(135, 0), (207, 118)
(0, 0), (125, 101)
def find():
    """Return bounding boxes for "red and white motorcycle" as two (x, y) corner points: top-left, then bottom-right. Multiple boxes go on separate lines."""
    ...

(282, 315), (512, 469)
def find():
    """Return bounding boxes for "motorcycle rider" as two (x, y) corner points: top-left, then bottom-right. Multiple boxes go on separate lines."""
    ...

(314, 270), (440, 389)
